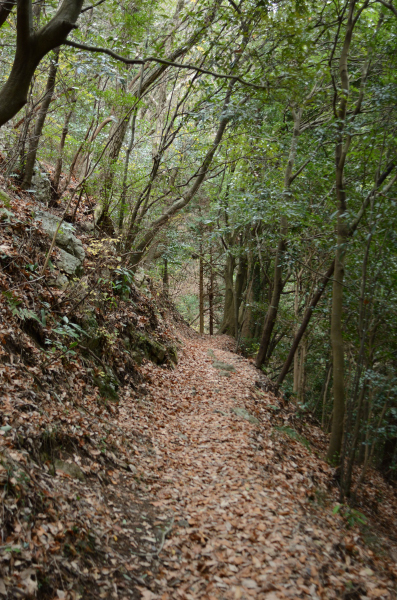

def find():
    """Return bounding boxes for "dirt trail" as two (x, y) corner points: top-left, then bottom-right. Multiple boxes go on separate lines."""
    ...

(120, 332), (396, 600)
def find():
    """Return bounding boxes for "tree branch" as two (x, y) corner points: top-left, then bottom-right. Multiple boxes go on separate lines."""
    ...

(349, 162), (396, 235)
(80, 0), (106, 13)
(375, 0), (397, 16)
(63, 40), (265, 90)
(0, 0), (16, 28)
(17, 0), (33, 42)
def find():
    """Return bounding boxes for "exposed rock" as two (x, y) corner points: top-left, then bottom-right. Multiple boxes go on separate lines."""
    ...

(177, 519), (189, 528)
(54, 274), (69, 288)
(35, 211), (85, 261)
(231, 407), (259, 424)
(56, 248), (83, 276)
(54, 459), (85, 481)
(143, 336), (166, 364)
(125, 327), (177, 366)
(32, 168), (52, 204)
(34, 210), (85, 276)
(92, 369), (119, 401)
(81, 220), (95, 232)
(166, 344), (178, 365)
(134, 267), (146, 287)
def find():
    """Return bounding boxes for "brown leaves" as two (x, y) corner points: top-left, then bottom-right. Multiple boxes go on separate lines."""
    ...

(126, 334), (397, 600)
(1, 185), (396, 599)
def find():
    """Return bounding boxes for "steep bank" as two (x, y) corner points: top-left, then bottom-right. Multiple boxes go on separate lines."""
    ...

(0, 181), (179, 598)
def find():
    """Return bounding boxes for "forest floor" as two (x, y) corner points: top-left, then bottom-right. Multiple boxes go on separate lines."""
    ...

(1, 183), (396, 600)
(111, 328), (397, 600)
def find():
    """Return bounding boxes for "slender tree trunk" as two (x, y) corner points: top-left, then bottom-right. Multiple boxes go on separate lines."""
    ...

(326, 3), (356, 463)
(199, 242), (204, 334)
(256, 107), (303, 369)
(353, 397), (389, 494)
(209, 244), (214, 336)
(293, 272), (302, 393)
(241, 273), (253, 340)
(234, 252), (248, 341)
(297, 335), (308, 404)
(22, 48), (60, 189)
(219, 253), (236, 335)
(255, 221), (287, 368)
(277, 261), (335, 387)
(327, 215), (348, 462)
(16, 82), (35, 179)
(53, 96), (77, 195)
(343, 381), (367, 496)
(163, 257), (169, 297)
(321, 364), (332, 429)
(60, 117), (95, 195)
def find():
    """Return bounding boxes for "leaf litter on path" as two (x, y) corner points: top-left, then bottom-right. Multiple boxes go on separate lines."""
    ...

(118, 333), (396, 600)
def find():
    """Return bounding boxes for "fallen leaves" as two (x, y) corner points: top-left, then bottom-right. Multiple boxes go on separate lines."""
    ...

(124, 334), (397, 600)
(1, 186), (396, 599)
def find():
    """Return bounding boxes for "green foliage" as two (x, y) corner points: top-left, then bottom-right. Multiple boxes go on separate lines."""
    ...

(3, 291), (42, 324)
(274, 426), (311, 451)
(333, 504), (367, 528)
(112, 267), (134, 297)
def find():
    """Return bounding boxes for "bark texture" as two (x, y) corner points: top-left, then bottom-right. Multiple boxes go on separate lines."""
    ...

(22, 47), (60, 188)
(0, 0), (84, 127)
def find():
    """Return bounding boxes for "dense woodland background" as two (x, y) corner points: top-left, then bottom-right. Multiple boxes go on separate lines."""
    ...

(0, 0), (397, 500)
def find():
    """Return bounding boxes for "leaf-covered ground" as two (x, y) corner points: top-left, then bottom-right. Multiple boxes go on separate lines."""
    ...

(122, 331), (397, 600)
(1, 183), (396, 599)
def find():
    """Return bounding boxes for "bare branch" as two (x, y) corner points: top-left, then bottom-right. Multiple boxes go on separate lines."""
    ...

(80, 0), (106, 13)
(63, 40), (265, 90)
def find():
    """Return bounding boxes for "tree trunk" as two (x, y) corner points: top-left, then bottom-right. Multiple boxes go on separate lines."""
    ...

(297, 335), (308, 404)
(326, 1), (356, 464)
(22, 47), (60, 189)
(276, 261), (335, 387)
(241, 273), (253, 340)
(234, 252), (248, 341)
(256, 107), (303, 369)
(293, 272), (302, 394)
(209, 245), (214, 336)
(199, 243), (204, 334)
(321, 363), (332, 429)
(326, 215), (348, 462)
(255, 225), (286, 368)
(52, 96), (76, 195)
(219, 253), (236, 336)
(17, 83), (35, 179)
(163, 257), (169, 297)
(0, 0), (84, 127)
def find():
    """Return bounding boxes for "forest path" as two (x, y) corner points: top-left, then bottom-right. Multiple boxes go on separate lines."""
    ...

(121, 332), (394, 600)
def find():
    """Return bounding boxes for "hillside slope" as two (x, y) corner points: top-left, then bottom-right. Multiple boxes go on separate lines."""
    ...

(0, 182), (179, 598)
